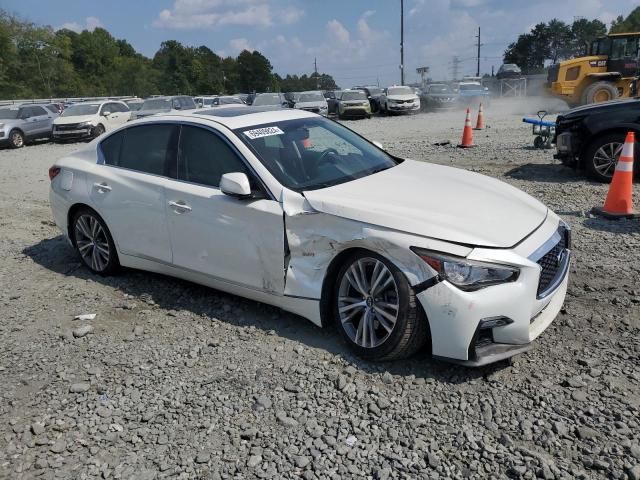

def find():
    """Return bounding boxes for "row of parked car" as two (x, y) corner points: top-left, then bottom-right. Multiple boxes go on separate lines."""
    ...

(0, 81), (492, 149)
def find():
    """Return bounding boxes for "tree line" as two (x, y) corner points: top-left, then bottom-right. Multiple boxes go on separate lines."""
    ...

(504, 7), (640, 74)
(0, 10), (338, 100)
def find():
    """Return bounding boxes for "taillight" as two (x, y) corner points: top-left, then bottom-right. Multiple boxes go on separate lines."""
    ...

(49, 166), (61, 180)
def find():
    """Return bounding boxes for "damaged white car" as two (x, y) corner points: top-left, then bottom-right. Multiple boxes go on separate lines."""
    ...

(49, 108), (570, 366)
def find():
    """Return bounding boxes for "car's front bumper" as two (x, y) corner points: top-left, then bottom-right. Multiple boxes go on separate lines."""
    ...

(53, 126), (94, 140)
(340, 107), (370, 118)
(388, 103), (420, 113)
(416, 216), (570, 366)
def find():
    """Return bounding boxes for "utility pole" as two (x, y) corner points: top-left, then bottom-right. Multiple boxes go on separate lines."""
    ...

(450, 56), (461, 81)
(475, 27), (483, 77)
(314, 57), (319, 89)
(400, 0), (404, 85)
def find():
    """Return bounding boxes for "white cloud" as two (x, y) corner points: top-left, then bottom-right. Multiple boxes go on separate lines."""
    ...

(229, 37), (252, 53)
(281, 7), (305, 25)
(326, 19), (350, 45)
(57, 16), (103, 33)
(154, 0), (303, 29)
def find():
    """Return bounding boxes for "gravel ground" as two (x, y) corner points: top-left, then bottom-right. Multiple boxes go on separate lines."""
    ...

(1, 98), (639, 480)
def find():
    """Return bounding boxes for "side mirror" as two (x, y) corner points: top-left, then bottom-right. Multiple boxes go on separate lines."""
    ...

(372, 140), (384, 150)
(220, 172), (252, 199)
(102, 111), (111, 117)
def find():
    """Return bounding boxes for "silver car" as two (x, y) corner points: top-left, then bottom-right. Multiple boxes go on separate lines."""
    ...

(130, 96), (197, 121)
(0, 104), (58, 148)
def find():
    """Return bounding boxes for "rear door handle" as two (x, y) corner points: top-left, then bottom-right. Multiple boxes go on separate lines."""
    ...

(168, 200), (192, 213)
(93, 182), (112, 193)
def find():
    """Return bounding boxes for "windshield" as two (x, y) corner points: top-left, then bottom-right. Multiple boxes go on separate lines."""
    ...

(253, 94), (282, 106)
(61, 104), (100, 117)
(387, 86), (413, 95)
(459, 83), (482, 91)
(367, 88), (382, 96)
(428, 85), (451, 93)
(340, 91), (367, 101)
(0, 108), (20, 119)
(141, 99), (171, 111)
(235, 117), (396, 191)
(297, 92), (324, 102)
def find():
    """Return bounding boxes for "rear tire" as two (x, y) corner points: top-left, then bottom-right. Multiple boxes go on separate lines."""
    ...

(333, 251), (429, 361)
(582, 81), (619, 105)
(9, 130), (25, 149)
(71, 208), (120, 275)
(583, 133), (626, 182)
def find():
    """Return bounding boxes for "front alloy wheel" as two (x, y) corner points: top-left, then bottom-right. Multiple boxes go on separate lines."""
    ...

(584, 133), (630, 182)
(334, 252), (429, 361)
(10, 130), (25, 148)
(72, 209), (119, 275)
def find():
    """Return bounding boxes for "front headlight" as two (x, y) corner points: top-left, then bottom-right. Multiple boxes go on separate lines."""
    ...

(0, 123), (4, 129)
(77, 121), (94, 128)
(411, 248), (519, 291)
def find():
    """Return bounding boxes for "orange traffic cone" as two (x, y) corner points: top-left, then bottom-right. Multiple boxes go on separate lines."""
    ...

(474, 103), (486, 130)
(458, 107), (476, 148)
(592, 131), (638, 219)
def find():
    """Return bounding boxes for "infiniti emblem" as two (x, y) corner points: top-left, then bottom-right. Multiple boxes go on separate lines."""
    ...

(556, 249), (565, 267)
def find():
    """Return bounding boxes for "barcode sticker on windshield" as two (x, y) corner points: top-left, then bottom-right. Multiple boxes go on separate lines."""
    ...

(243, 126), (284, 139)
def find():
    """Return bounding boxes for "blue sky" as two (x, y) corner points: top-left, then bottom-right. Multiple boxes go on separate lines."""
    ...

(4, 0), (638, 87)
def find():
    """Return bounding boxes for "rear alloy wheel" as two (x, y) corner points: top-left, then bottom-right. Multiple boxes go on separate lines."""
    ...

(583, 133), (627, 182)
(334, 252), (429, 361)
(9, 130), (25, 149)
(72, 209), (119, 275)
(582, 81), (619, 105)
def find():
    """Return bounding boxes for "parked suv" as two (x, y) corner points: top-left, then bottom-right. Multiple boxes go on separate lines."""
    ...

(554, 98), (640, 182)
(0, 104), (57, 148)
(353, 86), (384, 113)
(53, 101), (130, 142)
(380, 86), (420, 115)
(336, 90), (372, 119)
(131, 96), (197, 120)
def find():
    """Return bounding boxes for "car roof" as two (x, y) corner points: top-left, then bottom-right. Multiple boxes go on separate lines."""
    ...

(133, 107), (316, 130)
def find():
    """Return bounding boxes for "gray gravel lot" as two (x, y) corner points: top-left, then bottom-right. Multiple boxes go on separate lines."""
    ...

(0, 99), (639, 479)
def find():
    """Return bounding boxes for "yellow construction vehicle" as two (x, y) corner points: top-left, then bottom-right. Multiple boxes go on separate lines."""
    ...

(546, 32), (639, 106)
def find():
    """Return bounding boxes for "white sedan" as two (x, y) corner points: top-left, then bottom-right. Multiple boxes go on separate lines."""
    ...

(48, 108), (570, 365)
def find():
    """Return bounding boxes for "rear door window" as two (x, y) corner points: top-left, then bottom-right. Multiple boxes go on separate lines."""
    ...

(105, 124), (179, 176)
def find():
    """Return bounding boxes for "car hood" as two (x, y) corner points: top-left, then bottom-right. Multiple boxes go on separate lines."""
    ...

(559, 97), (640, 119)
(296, 101), (328, 109)
(134, 109), (171, 117)
(54, 115), (97, 125)
(303, 160), (548, 248)
(387, 94), (418, 101)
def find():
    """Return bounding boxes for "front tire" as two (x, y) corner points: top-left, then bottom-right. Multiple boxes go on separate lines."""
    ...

(582, 81), (619, 105)
(92, 124), (105, 139)
(71, 208), (120, 275)
(9, 130), (25, 149)
(334, 252), (429, 361)
(583, 133), (627, 182)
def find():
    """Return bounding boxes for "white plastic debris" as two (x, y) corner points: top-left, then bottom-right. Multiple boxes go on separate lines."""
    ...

(345, 435), (357, 447)
(74, 313), (96, 321)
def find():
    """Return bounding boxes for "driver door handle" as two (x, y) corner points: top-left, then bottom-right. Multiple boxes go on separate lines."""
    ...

(168, 200), (192, 213)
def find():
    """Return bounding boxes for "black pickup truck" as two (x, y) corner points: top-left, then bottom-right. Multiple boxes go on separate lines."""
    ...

(554, 98), (640, 182)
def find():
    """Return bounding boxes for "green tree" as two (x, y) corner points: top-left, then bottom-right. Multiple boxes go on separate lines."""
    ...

(610, 7), (640, 33)
(570, 18), (607, 56)
(236, 50), (273, 92)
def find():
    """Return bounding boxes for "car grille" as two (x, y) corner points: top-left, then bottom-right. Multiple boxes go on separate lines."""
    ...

(55, 124), (83, 131)
(536, 226), (570, 298)
(394, 99), (410, 104)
